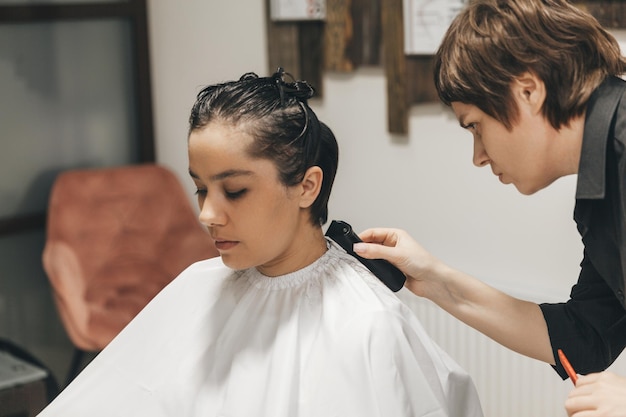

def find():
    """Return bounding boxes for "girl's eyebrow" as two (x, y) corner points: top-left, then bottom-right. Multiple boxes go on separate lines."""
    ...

(188, 168), (255, 181)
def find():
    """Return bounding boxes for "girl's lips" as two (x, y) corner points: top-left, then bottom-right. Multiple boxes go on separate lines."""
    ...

(214, 240), (239, 251)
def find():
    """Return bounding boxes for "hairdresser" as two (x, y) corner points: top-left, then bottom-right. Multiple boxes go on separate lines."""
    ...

(354, 1), (626, 416)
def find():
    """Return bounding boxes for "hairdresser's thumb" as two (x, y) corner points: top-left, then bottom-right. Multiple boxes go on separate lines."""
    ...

(353, 242), (395, 263)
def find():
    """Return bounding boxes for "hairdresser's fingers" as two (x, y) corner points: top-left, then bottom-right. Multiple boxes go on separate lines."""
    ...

(357, 228), (401, 248)
(566, 392), (620, 417)
(565, 372), (626, 417)
(574, 373), (601, 388)
(355, 228), (439, 281)
(355, 228), (413, 265)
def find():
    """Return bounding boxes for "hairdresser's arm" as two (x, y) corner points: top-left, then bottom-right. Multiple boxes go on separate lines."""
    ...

(565, 371), (626, 417)
(354, 227), (555, 364)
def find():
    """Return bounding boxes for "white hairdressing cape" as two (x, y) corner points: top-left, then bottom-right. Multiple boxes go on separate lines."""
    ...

(39, 241), (483, 417)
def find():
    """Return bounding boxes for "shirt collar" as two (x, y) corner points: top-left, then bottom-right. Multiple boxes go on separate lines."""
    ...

(576, 76), (625, 199)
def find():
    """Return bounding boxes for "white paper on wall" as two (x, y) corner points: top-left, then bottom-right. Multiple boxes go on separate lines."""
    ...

(403, 0), (466, 55)
(270, 0), (326, 21)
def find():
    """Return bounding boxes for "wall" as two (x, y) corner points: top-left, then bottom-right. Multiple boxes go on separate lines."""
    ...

(148, 0), (582, 299)
(147, 1), (626, 415)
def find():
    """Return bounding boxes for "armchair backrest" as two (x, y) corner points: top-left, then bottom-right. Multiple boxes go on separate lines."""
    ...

(42, 164), (218, 351)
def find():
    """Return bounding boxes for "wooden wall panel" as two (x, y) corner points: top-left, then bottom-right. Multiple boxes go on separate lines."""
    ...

(265, 0), (626, 135)
(266, 21), (301, 77)
(265, 0), (324, 95)
(324, 0), (353, 71)
(298, 21), (325, 96)
(573, 1), (626, 28)
(381, 0), (408, 134)
(348, 0), (382, 67)
(324, 0), (382, 71)
(406, 56), (438, 104)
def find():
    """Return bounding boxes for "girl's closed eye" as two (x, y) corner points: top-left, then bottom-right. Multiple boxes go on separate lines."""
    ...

(225, 188), (247, 200)
(195, 188), (207, 196)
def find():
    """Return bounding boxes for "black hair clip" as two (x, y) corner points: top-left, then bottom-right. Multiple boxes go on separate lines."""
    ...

(273, 67), (314, 106)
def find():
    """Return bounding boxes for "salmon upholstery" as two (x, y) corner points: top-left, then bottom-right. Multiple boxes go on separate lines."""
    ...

(42, 164), (218, 352)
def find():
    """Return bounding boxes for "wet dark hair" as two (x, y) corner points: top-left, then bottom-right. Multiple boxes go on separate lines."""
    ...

(434, 0), (626, 130)
(188, 68), (339, 225)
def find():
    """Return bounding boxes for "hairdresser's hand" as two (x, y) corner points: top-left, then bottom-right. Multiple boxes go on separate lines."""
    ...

(353, 228), (445, 297)
(565, 371), (626, 417)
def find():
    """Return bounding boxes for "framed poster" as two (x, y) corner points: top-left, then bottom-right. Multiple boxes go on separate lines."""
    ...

(270, 0), (326, 21)
(403, 0), (466, 55)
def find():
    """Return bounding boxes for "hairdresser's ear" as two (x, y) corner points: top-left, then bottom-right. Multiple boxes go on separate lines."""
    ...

(513, 72), (546, 114)
(298, 166), (323, 209)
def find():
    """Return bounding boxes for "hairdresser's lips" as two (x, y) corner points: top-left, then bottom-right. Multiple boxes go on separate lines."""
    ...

(213, 239), (239, 251)
(496, 172), (511, 185)
(492, 168), (504, 183)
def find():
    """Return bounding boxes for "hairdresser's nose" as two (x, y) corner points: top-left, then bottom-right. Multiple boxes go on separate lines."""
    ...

(472, 136), (490, 167)
(198, 197), (226, 228)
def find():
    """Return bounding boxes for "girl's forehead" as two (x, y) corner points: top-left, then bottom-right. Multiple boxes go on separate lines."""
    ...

(190, 122), (252, 146)
(189, 124), (257, 163)
(189, 134), (279, 181)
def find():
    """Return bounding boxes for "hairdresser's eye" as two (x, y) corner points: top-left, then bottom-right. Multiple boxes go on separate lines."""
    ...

(225, 189), (247, 200)
(464, 122), (477, 131)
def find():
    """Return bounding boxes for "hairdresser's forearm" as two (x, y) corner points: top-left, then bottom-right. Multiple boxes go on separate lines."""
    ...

(413, 264), (555, 364)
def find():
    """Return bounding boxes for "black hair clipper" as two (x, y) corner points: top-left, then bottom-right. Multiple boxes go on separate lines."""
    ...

(325, 220), (406, 292)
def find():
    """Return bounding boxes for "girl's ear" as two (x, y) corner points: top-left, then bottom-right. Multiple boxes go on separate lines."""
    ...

(298, 166), (323, 209)
(513, 71), (546, 114)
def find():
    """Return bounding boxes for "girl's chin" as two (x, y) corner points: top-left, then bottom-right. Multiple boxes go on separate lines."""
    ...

(219, 254), (254, 271)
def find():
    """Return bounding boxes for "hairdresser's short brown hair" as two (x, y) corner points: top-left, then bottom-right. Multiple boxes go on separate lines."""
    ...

(434, 0), (626, 130)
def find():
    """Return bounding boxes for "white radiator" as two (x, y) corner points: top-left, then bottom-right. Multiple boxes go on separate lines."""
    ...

(398, 289), (574, 417)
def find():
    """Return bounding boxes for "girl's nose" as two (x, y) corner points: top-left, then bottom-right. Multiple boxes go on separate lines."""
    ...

(198, 197), (226, 227)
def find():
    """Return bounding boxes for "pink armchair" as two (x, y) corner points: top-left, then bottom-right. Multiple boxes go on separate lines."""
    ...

(42, 164), (218, 386)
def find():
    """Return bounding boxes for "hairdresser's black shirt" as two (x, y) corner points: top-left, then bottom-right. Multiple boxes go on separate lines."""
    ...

(540, 76), (626, 379)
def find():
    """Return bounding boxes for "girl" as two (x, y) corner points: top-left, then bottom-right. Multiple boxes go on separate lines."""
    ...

(38, 69), (482, 417)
